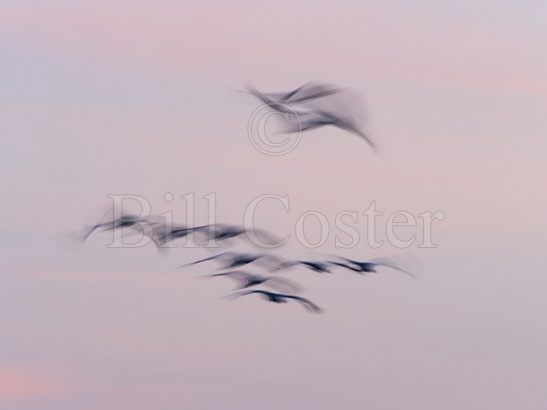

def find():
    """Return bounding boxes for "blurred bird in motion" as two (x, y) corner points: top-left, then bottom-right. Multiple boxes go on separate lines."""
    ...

(246, 81), (380, 154)
(182, 251), (285, 270)
(331, 257), (416, 279)
(207, 270), (302, 293)
(153, 223), (208, 250)
(228, 290), (323, 314)
(197, 223), (282, 247)
(59, 205), (158, 251)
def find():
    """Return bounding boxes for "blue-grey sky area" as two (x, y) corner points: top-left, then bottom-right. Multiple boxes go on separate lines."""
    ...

(1, 1), (546, 409)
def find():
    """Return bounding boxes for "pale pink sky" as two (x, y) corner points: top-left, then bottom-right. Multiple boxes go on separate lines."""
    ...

(1, 0), (546, 409)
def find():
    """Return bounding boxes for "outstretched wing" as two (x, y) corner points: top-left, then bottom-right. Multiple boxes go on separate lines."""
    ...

(328, 261), (362, 273)
(343, 123), (381, 155)
(245, 82), (293, 114)
(226, 289), (270, 300)
(285, 295), (324, 314)
(181, 252), (232, 267)
(265, 82), (342, 106)
(209, 270), (254, 287)
(370, 258), (415, 279)
(210, 270), (251, 278)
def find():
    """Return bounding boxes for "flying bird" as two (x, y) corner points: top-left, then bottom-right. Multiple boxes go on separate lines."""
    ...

(197, 223), (281, 247)
(228, 290), (323, 314)
(154, 224), (208, 248)
(182, 252), (284, 270)
(207, 271), (301, 293)
(246, 81), (380, 154)
(62, 205), (158, 251)
(333, 257), (415, 279)
(82, 214), (149, 240)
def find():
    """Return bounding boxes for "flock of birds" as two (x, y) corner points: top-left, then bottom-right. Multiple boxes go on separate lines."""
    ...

(74, 215), (414, 314)
(71, 82), (414, 314)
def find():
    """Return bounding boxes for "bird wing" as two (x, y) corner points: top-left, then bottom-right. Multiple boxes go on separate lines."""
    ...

(269, 260), (296, 271)
(209, 271), (256, 289)
(210, 270), (252, 280)
(193, 224), (230, 240)
(250, 83), (311, 104)
(264, 276), (302, 294)
(288, 87), (343, 105)
(242, 227), (283, 247)
(277, 83), (310, 102)
(245, 82), (292, 114)
(296, 261), (328, 271)
(225, 290), (255, 300)
(271, 82), (342, 105)
(226, 289), (270, 300)
(370, 258), (416, 279)
(253, 253), (286, 269)
(337, 256), (361, 266)
(345, 125), (381, 154)
(328, 261), (362, 273)
(379, 263), (416, 279)
(180, 252), (231, 267)
(285, 295), (324, 314)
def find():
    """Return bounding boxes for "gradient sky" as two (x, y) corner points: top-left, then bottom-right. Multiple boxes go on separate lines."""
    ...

(1, 1), (547, 409)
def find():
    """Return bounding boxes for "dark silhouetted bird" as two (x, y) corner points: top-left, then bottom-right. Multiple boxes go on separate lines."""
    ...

(82, 214), (148, 240)
(64, 205), (157, 251)
(197, 223), (281, 247)
(207, 271), (301, 293)
(246, 81), (380, 154)
(333, 257), (415, 279)
(182, 252), (284, 270)
(229, 290), (323, 314)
